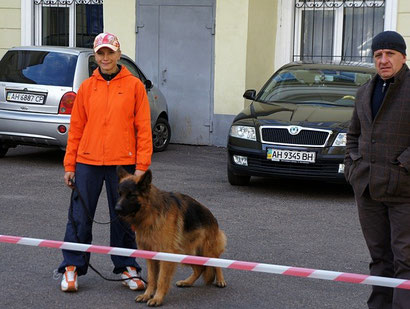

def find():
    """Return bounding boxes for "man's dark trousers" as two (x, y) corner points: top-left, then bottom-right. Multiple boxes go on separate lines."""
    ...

(356, 188), (410, 309)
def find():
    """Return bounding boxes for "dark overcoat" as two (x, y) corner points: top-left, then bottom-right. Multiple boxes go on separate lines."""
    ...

(344, 64), (410, 202)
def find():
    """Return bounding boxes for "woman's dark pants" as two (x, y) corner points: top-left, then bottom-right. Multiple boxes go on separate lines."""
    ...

(58, 163), (141, 276)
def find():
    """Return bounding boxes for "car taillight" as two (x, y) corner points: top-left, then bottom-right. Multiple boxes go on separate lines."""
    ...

(58, 91), (76, 114)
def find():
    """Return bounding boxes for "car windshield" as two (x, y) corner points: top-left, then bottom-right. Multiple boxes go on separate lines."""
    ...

(257, 67), (374, 106)
(0, 50), (78, 87)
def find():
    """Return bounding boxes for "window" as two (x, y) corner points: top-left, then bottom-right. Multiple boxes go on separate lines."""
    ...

(33, 0), (103, 48)
(0, 50), (78, 87)
(293, 0), (385, 63)
(118, 58), (146, 82)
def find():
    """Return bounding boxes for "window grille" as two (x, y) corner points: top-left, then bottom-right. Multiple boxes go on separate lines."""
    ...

(33, 0), (103, 48)
(34, 0), (103, 4)
(293, 0), (385, 63)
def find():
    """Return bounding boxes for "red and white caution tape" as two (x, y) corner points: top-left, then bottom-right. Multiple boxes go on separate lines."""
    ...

(1, 234), (410, 290)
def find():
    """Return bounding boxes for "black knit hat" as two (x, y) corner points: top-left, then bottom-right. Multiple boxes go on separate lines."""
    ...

(371, 31), (406, 55)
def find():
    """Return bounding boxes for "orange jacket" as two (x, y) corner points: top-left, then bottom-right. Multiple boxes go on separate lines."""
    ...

(64, 66), (152, 172)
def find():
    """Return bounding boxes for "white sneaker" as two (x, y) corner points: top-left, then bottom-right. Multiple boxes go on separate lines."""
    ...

(61, 266), (78, 292)
(121, 266), (146, 291)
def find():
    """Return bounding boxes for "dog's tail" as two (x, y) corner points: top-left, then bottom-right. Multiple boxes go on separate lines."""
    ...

(202, 229), (227, 285)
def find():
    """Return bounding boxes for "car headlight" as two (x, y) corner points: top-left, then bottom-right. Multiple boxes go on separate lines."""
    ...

(333, 133), (346, 146)
(230, 125), (256, 141)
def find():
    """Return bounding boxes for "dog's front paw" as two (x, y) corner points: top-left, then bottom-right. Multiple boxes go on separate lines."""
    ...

(176, 280), (193, 287)
(147, 296), (163, 307)
(135, 293), (152, 303)
(215, 280), (227, 288)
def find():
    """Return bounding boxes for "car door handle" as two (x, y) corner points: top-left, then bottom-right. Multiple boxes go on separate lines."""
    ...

(161, 68), (167, 85)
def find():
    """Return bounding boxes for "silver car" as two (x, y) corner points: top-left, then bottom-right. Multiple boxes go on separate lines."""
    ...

(0, 46), (171, 157)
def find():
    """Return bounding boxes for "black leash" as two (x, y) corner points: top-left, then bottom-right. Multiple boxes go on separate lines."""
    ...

(71, 183), (114, 225)
(67, 182), (147, 284)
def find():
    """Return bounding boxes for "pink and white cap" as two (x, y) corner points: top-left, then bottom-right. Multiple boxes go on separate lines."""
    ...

(93, 32), (120, 52)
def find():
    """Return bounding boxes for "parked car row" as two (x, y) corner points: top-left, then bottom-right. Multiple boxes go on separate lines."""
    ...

(227, 62), (376, 185)
(0, 47), (376, 186)
(0, 46), (171, 158)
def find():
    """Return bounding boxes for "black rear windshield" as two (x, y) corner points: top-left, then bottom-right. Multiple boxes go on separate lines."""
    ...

(0, 50), (78, 87)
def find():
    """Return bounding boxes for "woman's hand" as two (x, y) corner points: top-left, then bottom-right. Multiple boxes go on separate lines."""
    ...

(64, 172), (75, 188)
(134, 169), (145, 178)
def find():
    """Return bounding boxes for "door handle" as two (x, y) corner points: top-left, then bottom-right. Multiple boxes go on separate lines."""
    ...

(161, 68), (167, 85)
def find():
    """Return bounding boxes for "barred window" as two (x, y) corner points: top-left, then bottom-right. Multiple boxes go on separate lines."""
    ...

(293, 0), (385, 63)
(33, 0), (103, 48)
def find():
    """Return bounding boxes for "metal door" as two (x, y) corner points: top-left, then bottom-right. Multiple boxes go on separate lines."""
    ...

(136, 0), (214, 145)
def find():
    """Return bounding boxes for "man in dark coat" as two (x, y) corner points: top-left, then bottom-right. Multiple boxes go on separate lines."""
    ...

(345, 30), (410, 309)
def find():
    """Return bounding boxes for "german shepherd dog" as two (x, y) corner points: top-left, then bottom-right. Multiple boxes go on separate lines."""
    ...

(115, 167), (227, 306)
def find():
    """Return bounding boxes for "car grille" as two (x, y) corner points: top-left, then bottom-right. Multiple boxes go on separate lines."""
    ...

(247, 157), (339, 175)
(260, 126), (331, 147)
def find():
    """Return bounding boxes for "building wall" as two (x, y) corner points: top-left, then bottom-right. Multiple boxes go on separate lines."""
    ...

(1, 0), (407, 147)
(212, 0), (248, 146)
(103, 0), (136, 61)
(397, 0), (410, 61)
(213, 0), (248, 116)
(103, 0), (258, 146)
(245, 0), (277, 94)
(212, 0), (278, 146)
(0, 0), (21, 59)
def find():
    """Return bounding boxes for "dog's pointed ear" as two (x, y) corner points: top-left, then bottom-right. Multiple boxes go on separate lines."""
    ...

(117, 165), (130, 180)
(138, 169), (152, 191)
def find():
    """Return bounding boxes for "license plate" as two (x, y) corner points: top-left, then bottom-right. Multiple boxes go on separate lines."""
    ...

(267, 148), (316, 163)
(6, 92), (45, 104)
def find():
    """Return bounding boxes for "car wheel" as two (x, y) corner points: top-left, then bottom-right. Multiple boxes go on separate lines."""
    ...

(153, 118), (171, 152)
(227, 167), (251, 186)
(0, 146), (9, 158)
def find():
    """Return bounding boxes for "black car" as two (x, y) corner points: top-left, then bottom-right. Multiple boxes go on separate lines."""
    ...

(227, 62), (375, 185)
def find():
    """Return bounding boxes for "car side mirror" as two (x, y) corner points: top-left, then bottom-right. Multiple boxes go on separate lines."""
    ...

(243, 89), (256, 100)
(144, 80), (153, 90)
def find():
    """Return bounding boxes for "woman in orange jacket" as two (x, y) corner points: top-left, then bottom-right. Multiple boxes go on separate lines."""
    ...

(58, 32), (152, 292)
